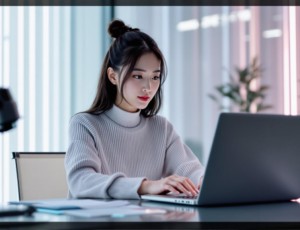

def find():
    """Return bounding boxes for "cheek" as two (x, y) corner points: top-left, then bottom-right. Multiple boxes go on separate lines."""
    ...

(153, 81), (160, 91)
(123, 80), (140, 94)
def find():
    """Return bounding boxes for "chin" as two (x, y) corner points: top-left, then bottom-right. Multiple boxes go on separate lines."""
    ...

(133, 100), (151, 110)
(136, 104), (148, 110)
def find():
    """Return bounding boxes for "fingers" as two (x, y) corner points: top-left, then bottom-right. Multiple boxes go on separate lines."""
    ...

(184, 178), (199, 195)
(139, 176), (200, 196)
(164, 175), (198, 196)
(163, 184), (180, 194)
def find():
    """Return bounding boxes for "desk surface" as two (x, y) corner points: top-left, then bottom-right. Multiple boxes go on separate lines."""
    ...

(1, 200), (300, 229)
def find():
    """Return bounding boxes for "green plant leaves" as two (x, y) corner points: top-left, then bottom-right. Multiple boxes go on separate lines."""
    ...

(209, 57), (272, 113)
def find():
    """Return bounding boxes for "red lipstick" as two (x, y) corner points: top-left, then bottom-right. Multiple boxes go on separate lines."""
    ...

(138, 96), (150, 102)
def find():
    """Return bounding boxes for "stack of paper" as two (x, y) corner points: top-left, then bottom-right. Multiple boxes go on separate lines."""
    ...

(9, 199), (166, 218)
(10, 199), (128, 214)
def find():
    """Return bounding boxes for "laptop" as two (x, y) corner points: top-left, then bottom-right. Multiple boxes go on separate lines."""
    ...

(141, 113), (300, 206)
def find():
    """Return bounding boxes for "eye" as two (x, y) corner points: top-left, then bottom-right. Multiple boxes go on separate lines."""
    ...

(152, 76), (160, 80)
(132, 75), (143, 79)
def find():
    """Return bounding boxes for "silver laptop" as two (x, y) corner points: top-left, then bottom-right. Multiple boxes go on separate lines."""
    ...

(141, 113), (300, 206)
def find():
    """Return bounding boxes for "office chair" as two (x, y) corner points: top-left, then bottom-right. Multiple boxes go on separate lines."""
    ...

(12, 152), (68, 201)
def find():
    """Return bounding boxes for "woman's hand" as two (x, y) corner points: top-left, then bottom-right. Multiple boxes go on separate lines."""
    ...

(138, 175), (199, 196)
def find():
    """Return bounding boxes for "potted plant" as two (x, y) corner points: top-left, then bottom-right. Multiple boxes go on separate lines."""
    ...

(208, 57), (272, 113)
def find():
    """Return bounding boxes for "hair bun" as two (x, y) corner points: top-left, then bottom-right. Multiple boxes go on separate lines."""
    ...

(108, 19), (139, 38)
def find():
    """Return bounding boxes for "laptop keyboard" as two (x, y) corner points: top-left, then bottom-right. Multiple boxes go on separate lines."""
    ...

(166, 193), (199, 199)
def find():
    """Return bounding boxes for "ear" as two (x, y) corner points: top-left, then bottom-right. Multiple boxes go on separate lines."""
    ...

(107, 67), (118, 85)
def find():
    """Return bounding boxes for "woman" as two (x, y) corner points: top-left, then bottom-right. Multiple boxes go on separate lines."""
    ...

(65, 19), (204, 199)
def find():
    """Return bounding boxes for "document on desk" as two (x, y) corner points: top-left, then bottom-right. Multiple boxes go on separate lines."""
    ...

(64, 205), (167, 218)
(10, 199), (129, 211)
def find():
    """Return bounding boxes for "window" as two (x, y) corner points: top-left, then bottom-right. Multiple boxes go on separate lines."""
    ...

(0, 6), (111, 203)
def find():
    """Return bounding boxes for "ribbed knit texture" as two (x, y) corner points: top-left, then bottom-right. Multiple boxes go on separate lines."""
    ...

(65, 105), (204, 199)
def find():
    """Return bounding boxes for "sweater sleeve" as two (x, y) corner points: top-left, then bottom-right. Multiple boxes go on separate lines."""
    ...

(162, 120), (205, 186)
(65, 114), (145, 199)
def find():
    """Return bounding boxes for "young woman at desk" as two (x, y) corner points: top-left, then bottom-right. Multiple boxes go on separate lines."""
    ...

(65, 19), (204, 199)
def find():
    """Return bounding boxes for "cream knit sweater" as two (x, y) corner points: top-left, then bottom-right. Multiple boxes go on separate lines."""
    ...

(65, 105), (204, 199)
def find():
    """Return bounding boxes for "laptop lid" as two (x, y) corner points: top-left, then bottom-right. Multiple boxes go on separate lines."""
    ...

(198, 112), (300, 206)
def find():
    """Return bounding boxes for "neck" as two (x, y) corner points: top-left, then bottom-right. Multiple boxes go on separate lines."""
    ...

(104, 104), (141, 127)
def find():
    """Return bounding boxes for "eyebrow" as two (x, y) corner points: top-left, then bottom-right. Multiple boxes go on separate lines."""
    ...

(132, 68), (161, 73)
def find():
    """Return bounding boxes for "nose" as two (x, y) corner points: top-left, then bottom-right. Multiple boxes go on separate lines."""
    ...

(142, 79), (152, 92)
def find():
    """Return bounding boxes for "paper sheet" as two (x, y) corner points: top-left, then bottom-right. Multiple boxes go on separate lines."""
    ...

(64, 205), (167, 218)
(10, 199), (129, 210)
(35, 199), (129, 209)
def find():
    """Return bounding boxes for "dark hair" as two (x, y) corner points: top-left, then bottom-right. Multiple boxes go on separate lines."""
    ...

(85, 19), (167, 117)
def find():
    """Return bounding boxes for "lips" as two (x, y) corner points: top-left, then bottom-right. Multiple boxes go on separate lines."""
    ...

(138, 96), (150, 102)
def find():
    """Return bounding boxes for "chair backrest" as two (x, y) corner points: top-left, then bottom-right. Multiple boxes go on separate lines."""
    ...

(12, 152), (68, 201)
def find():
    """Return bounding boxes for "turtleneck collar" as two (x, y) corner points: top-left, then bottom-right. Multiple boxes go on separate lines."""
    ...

(104, 105), (141, 128)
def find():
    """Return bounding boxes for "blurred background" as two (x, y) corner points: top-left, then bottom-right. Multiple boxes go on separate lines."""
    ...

(0, 6), (299, 202)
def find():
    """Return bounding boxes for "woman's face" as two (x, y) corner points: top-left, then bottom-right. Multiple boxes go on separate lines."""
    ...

(112, 52), (161, 113)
